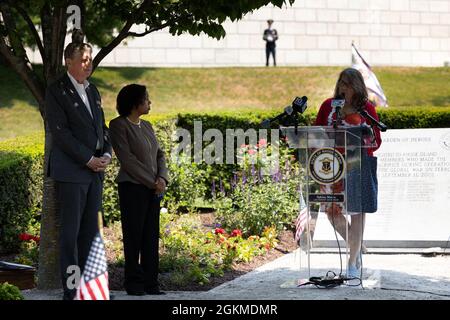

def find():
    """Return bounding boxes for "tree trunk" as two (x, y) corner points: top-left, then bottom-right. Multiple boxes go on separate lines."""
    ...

(36, 4), (68, 290)
(37, 122), (60, 289)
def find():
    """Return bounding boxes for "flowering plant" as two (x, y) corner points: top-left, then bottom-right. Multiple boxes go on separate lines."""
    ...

(230, 229), (243, 237)
(236, 138), (273, 175)
(214, 228), (226, 235)
(159, 211), (279, 286)
(18, 233), (40, 243)
(215, 139), (303, 236)
(15, 232), (40, 266)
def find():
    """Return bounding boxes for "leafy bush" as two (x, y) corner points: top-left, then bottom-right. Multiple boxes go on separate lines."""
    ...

(0, 282), (24, 300)
(163, 153), (208, 213)
(15, 230), (40, 267)
(176, 111), (314, 133)
(377, 107), (450, 129)
(177, 108), (450, 134)
(215, 139), (303, 236)
(102, 157), (121, 225)
(0, 134), (44, 253)
(159, 211), (278, 286)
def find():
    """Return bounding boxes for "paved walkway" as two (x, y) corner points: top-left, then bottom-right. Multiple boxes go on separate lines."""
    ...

(23, 250), (450, 300)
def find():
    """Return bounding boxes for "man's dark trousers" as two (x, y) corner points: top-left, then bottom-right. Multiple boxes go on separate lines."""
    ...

(266, 43), (276, 66)
(57, 173), (102, 300)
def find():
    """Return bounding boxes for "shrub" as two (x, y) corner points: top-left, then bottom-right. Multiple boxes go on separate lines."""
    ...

(15, 230), (40, 267)
(176, 111), (314, 134)
(102, 157), (121, 225)
(163, 153), (208, 213)
(377, 107), (450, 129)
(0, 133), (44, 253)
(0, 282), (24, 300)
(215, 140), (302, 236)
(159, 211), (278, 286)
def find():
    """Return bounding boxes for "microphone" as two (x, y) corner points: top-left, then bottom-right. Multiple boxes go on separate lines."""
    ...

(331, 94), (345, 128)
(292, 96), (308, 114)
(260, 96), (308, 128)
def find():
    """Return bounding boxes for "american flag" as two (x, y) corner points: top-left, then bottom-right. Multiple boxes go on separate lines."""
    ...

(294, 207), (308, 243)
(75, 233), (110, 300)
(351, 42), (388, 107)
(295, 193), (309, 243)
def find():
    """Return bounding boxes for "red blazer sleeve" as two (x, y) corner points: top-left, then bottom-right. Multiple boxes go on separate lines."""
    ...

(314, 98), (332, 126)
(364, 101), (382, 153)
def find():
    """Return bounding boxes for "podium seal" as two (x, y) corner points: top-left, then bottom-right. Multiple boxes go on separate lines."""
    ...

(308, 148), (345, 185)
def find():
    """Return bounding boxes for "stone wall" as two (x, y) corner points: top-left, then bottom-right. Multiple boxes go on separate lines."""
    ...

(28, 0), (450, 67)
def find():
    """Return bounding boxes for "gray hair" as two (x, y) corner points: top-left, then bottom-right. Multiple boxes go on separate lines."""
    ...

(64, 29), (92, 60)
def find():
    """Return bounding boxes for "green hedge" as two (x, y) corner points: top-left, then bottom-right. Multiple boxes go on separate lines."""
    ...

(377, 108), (450, 129)
(0, 107), (449, 251)
(177, 107), (450, 132)
(0, 133), (44, 253)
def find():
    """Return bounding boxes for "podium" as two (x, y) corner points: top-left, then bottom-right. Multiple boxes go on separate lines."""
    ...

(280, 125), (377, 284)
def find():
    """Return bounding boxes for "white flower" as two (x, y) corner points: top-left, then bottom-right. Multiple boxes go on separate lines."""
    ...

(160, 207), (168, 214)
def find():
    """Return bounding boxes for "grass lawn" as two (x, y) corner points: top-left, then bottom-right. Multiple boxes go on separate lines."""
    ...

(0, 65), (449, 140)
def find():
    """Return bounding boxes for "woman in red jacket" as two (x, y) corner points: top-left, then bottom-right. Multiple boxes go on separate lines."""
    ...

(314, 68), (382, 279)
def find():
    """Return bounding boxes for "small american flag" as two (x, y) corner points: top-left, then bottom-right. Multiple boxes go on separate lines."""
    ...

(75, 233), (110, 300)
(295, 193), (309, 243)
(294, 207), (308, 243)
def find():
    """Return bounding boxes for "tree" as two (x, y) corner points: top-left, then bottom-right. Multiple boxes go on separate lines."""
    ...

(0, 0), (294, 289)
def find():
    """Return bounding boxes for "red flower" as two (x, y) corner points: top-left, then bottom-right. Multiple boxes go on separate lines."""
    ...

(19, 233), (31, 241)
(214, 228), (226, 235)
(18, 233), (40, 243)
(230, 229), (242, 237)
(258, 139), (267, 146)
(248, 149), (256, 155)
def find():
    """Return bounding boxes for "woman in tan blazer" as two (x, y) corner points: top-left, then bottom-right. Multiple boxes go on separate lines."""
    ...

(109, 84), (169, 296)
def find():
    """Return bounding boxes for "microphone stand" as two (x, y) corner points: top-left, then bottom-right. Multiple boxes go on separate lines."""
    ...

(293, 112), (299, 135)
(334, 106), (342, 129)
(358, 110), (388, 132)
(260, 96), (308, 129)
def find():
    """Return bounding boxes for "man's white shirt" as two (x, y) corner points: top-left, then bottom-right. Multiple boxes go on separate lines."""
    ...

(67, 71), (94, 118)
(67, 72), (111, 163)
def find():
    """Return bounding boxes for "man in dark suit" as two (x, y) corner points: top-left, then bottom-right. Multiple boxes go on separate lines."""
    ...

(263, 19), (278, 67)
(45, 31), (112, 300)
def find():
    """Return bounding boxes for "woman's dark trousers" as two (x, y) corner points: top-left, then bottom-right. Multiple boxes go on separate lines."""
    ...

(118, 182), (161, 292)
